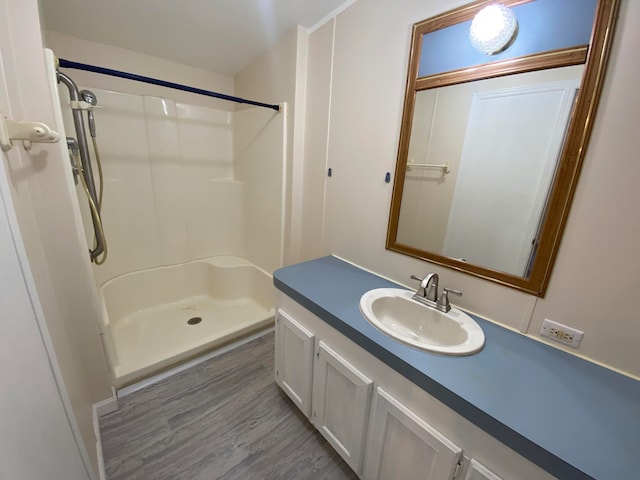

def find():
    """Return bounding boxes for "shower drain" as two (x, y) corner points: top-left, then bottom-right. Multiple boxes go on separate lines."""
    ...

(187, 317), (203, 325)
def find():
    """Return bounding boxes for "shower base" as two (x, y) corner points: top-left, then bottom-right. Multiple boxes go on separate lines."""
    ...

(100, 256), (274, 387)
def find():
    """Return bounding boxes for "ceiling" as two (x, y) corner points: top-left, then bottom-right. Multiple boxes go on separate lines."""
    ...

(39, 0), (352, 76)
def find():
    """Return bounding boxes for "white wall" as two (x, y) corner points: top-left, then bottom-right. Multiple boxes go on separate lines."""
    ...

(528, 0), (640, 376)
(300, 20), (334, 261)
(235, 26), (308, 267)
(0, 0), (112, 475)
(0, 159), (89, 480)
(303, 0), (640, 377)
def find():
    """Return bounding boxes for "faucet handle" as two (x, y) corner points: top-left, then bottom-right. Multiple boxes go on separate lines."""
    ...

(410, 275), (426, 297)
(437, 288), (462, 312)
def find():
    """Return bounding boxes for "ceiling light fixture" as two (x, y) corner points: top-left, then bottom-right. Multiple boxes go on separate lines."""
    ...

(469, 4), (518, 55)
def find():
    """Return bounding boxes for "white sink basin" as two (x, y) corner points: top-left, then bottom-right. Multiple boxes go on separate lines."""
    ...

(359, 288), (485, 356)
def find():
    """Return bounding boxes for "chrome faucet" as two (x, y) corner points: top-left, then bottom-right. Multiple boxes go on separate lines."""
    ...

(410, 273), (462, 313)
(411, 273), (438, 301)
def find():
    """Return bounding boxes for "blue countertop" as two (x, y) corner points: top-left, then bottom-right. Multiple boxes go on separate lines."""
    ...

(273, 256), (640, 480)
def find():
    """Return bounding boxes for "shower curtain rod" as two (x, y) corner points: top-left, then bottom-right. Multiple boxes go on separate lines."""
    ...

(57, 58), (280, 112)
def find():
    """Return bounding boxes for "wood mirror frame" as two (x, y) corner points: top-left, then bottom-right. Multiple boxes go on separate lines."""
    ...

(386, 0), (619, 296)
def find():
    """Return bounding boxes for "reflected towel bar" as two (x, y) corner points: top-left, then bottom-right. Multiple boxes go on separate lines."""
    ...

(57, 58), (280, 112)
(406, 162), (450, 173)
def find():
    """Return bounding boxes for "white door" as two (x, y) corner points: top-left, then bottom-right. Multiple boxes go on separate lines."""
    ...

(274, 309), (315, 417)
(443, 80), (579, 276)
(0, 173), (90, 479)
(364, 387), (462, 480)
(312, 340), (373, 475)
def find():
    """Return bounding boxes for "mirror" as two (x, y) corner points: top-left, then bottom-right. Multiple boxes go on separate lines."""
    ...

(387, 0), (619, 296)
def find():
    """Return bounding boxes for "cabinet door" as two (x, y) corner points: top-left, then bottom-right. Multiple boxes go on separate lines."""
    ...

(312, 340), (373, 475)
(275, 309), (315, 417)
(364, 387), (462, 480)
(464, 459), (503, 480)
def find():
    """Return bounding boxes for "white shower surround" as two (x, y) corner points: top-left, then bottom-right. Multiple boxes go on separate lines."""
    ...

(59, 85), (285, 384)
(61, 87), (285, 285)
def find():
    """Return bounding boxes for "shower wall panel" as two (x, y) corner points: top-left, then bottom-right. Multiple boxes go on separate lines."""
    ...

(177, 104), (245, 261)
(143, 96), (188, 266)
(92, 90), (162, 286)
(235, 107), (285, 273)
(61, 88), (244, 286)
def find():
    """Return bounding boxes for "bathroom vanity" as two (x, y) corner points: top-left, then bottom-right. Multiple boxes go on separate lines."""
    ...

(273, 256), (639, 480)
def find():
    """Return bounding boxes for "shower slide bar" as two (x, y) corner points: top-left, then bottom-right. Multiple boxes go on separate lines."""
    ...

(57, 58), (281, 112)
(58, 70), (107, 262)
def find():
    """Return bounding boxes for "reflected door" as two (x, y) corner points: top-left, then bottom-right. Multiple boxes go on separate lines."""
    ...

(443, 80), (579, 275)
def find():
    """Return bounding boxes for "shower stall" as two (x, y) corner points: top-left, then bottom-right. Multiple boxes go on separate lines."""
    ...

(48, 50), (285, 387)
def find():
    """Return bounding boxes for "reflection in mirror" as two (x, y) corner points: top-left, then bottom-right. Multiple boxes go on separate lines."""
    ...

(397, 66), (583, 276)
(386, 0), (619, 296)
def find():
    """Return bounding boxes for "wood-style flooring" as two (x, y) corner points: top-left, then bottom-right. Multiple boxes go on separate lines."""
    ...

(99, 332), (358, 480)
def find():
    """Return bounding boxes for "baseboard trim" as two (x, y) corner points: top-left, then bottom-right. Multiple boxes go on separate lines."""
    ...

(93, 390), (118, 480)
(94, 388), (119, 417)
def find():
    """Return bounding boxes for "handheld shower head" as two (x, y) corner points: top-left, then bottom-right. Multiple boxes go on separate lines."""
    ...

(80, 89), (98, 137)
(80, 89), (97, 106)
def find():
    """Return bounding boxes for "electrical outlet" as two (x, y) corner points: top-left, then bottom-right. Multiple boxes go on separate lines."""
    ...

(540, 319), (584, 348)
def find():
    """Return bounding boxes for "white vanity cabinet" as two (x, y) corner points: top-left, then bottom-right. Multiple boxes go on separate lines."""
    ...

(274, 294), (554, 480)
(274, 309), (315, 417)
(275, 303), (459, 479)
(312, 340), (373, 474)
(364, 387), (462, 480)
